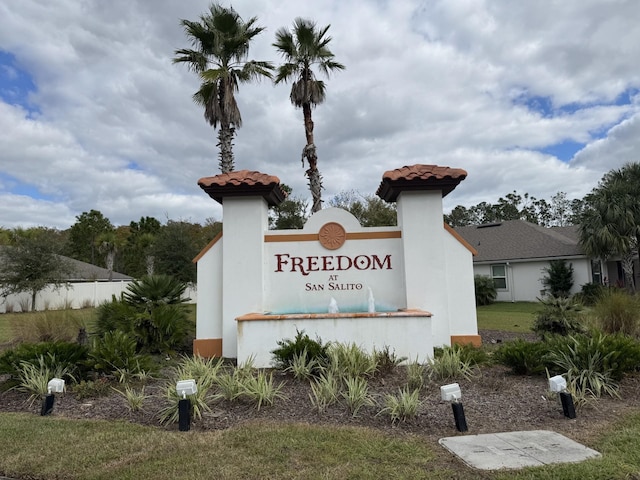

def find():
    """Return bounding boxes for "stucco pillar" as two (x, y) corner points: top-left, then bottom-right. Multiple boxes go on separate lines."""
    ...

(377, 164), (468, 347)
(397, 190), (451, 346)
(197, 170), (286, 359)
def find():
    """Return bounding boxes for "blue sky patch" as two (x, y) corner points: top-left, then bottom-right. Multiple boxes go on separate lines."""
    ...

(0, 50), (39, 115)
(0, 172), (51, 201)
(540, 140), (585, 162)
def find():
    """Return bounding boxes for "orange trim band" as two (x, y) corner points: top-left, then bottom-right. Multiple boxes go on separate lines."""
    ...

(264, 230), (401, 243)
(444, 223), (478, 256)
(193, 231), (223, 263)
(450, 334), (482, 347)
(193, 338), (222, 358)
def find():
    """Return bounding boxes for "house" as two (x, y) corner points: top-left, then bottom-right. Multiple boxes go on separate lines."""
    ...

(0, 249), (133, 312)
(454, 220), (614, 302)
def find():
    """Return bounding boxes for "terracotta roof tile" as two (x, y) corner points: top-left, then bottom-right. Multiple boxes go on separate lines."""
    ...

(198, 170), (287, 206)
(376, 164), (467, 201)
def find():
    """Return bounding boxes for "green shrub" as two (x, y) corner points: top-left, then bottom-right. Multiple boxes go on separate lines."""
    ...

(309, 371), (340, 412)
(285, 348), (321, 380)
(342, 376), (374, 417)
(575, 283), (605, 306)
(89, 330), (153, 377)
(435, 343), (490, 366)
(94, 275), (193, 354)
(494, 339), (550, 375)
(239, 370), (286, 410)
(545, 333), (620, 398)
(405, 360), (426, 391)
(271, 329), (329, 374)
(546, 331), (640, 384)
(0, 341), (90, 381)
(113, 385), (148, 412)
(541, 260), (574, 297)
(427, 346), (476, 381)
(474, 275), (497, 306)
(592, 289), (640, 335)
(15, 356), (74, 406)
(532, 295), (585, 337)
(373, 345), (406, 376)
(73, 378), (113, 400)
(378, 388), (421, 424)
(327, 343), (378, 379)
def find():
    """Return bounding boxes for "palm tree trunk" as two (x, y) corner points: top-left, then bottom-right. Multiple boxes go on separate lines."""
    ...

(621, 251), (636, 293)
(302, 102), (322, 212)
(217, 125), (236, 173)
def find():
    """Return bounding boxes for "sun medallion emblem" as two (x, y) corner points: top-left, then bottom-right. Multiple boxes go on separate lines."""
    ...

(318, 222), (347, 250)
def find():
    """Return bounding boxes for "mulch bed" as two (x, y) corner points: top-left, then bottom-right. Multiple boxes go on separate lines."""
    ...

(2, 330), (639, 448)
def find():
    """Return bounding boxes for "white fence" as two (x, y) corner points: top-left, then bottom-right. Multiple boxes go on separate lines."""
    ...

(0, 282), (197, 313)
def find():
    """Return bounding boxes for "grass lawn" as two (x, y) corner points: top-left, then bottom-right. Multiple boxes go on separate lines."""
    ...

(476, 301), (538, 333)
(2, 411), (640, 479)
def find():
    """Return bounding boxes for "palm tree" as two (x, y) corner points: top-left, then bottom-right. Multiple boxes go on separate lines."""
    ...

(96, 232), (121, 281)
(273, 18), (345, 212)
(174, 4), (273, 173)
(579, 165), (640, 292)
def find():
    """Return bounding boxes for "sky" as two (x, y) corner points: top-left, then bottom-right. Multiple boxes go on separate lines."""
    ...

(1, 0), (639, 230)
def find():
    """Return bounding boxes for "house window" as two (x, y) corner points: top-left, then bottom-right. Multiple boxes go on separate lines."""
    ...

(591, 260), (602, 285)
(491, 264), (508, 290)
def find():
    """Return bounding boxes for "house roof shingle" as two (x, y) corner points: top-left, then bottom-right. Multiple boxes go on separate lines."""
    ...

(454, 220), (584, 263)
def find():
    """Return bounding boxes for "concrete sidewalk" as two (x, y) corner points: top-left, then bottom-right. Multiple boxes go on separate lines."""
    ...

(439, 430), (601, 470)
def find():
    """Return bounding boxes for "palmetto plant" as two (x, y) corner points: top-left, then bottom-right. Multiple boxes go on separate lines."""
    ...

(174, 4), (273, 173)
(273, 18), (345, 212)
(309, 370), (340, 412)
(378, 388), (421, 424)
(342, 376), (374, 417)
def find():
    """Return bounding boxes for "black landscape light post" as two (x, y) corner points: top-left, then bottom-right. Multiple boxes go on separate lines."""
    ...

(549, 375), (576, 419)
(176, 379), (197, 431)
(441, 383), (468, 432)
(41, 378), (65, 416)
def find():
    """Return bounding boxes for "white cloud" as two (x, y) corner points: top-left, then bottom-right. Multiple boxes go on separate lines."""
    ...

(0, 0), (639, 229)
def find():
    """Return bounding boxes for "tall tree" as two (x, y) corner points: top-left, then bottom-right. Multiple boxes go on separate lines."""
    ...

(0, 229), (73, 311)
(96, 231), (122, 281)
(174, 4), (273, 173)
(152, 221), (200, 283)
(330, 190), (397, 227)
(269, 184), (308, 230)
(123, 217), (162, 278)
(273, 18), (345, 212)
(578, 163), (640, 292)
(66, 210), (114, 265)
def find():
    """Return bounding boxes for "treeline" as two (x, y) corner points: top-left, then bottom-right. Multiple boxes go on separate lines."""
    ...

(0, 211), (222, 283)
(444, 191), (585, 227)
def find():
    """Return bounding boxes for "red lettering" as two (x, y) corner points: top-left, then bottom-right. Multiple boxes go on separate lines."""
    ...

(275, 254), (289, 272)
(307, 256), (320, 272)
(337, 256), (352, 270)
(372, 254), (392, 270)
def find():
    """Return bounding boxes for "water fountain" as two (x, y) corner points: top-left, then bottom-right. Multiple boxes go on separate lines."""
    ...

(194, 165), (480, 367)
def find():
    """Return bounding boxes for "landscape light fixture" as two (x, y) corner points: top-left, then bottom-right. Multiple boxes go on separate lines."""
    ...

(440, 383), (468, 432)
(548, 375), (576, 419)
(176, 380), (197, 431)
(41, 378), (65, 416)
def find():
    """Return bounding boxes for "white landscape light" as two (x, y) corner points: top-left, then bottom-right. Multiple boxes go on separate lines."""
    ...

(441, 383), (467, 432)
(47, 378), (65, 394)
(549, 375), (567, 393)
(176, 379), (197, 399)
(440, 383), (462, 402)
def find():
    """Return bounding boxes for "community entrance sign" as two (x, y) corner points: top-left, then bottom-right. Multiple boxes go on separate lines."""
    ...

(193, 165), (480, 367)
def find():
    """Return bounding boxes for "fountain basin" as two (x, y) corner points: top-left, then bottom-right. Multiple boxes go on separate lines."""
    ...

(236, 309), (433, 368)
